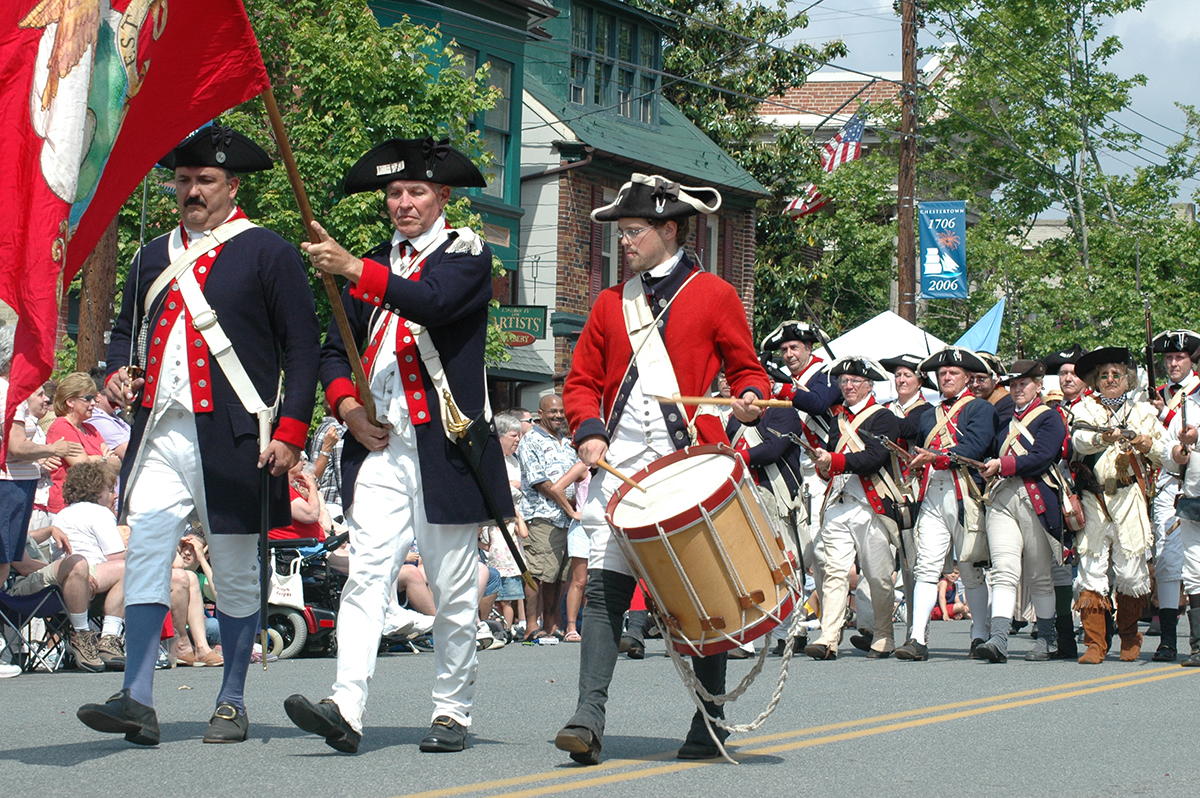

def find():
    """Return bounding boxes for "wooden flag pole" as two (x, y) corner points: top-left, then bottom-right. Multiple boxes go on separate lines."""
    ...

(261, 86), (379, 426)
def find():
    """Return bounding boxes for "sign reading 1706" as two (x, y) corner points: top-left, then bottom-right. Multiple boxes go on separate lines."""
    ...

(489, 305), (547, 347)
(918, 201), (968, 299)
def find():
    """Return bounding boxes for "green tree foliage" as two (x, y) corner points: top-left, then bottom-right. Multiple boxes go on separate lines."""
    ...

(919, 0), (1200, 360)
(111, 0), (508, 359)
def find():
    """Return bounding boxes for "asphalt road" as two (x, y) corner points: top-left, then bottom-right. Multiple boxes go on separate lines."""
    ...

(5, 620), (1199, 798)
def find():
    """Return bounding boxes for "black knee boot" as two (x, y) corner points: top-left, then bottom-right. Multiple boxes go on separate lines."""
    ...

(1153, 608), (1179, 662)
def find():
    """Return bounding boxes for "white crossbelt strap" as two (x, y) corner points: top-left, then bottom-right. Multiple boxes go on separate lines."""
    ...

(619, 271), (701, 440)
(145, 218), (257, 317)
(174, 267), (277, 451)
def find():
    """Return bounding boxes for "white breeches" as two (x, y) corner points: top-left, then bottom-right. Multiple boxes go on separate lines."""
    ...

(815, 494), (895, 650)
(985, 481), (1055, 600)
(912, 473), (985, 589)
(331, 433), (479, 732)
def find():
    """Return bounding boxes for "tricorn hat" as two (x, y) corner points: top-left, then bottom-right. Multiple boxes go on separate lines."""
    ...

(1074, 346), (1134, 388)
(761, 320), (829, 351)
(829, 356), (888, 382)
(1042, 343), (1085, 373)
(879, 353), (936, 390)
(976, 352), (1005, 379)
(591, 174), (721, 222)
(998, 359), (1046, 386)
(343, 137), (487, 194)
(158, 124), (273, 173)
(1152, 330), (1200, 357)
(917, 347), (989, 374)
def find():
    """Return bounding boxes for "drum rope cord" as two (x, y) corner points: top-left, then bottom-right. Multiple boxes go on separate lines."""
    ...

(731, 485), (790, 578)
(654, 600), (807, 765)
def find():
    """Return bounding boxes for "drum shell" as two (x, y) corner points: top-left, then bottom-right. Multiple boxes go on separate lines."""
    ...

(607, 445), (798, 656)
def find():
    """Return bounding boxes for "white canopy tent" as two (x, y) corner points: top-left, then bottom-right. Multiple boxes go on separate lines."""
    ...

(815, 311), (949, 403)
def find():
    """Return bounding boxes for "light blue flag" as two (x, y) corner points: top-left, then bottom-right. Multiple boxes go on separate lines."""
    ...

(954, 298), (1006, 354)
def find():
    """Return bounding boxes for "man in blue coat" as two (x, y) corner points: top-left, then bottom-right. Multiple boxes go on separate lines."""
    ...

(284, 138), (511, 755)
(975, 360), (1066, 662)
(78, 125), (320, 745)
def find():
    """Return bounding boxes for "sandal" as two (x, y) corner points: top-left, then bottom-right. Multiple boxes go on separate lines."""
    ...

(522, 629), (548, 645)
(563, 630), (582, 643)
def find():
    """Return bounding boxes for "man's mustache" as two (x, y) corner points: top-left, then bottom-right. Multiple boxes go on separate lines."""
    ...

(184, 196), (207, 208)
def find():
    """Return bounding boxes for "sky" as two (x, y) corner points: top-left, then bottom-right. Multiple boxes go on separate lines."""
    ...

(783, 0), (1200, 210)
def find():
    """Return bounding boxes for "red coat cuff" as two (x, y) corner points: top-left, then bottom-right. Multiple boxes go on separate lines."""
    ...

(325, 377), (359, 422)
(273, 417), (310, 449)
(934, 455), (951, 470)
(348, 259), (389, 307)
(1000, 456), (1017, 477)
(827, 451), (847, 476)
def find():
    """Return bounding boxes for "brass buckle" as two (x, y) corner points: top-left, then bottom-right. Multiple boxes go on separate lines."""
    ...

(215, 704), (239, 720)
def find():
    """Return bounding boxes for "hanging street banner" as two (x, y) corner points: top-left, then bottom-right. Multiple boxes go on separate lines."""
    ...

(919, 201), (968, 299)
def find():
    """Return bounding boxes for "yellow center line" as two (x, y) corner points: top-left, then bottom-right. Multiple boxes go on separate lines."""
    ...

(393, 666), (1193, 798)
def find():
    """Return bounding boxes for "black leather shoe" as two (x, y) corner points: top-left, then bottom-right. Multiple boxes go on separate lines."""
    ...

(284, 695), (360, 753)
(420, 715), (467, 752)
(978, 641), (1007, 664)
(803, 643), (837, 660)
(865, 647), (893, 659)
(1181, 651), (1200, 668)
(893, 639), (928, 661)
(1152, 644), (1178, 662)
(619, 636), (645, 659)
(77, 689), (160, 746)
(677, 738), (723, 760)
(203, 702), (248, 743)
(849, 629), (874, 652)
(968, 638), (986, 659)
(555, 725), (601, 765)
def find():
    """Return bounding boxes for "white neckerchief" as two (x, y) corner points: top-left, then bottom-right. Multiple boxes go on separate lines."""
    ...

(847, 395), (872, 415)
(391, 213), (449, 256)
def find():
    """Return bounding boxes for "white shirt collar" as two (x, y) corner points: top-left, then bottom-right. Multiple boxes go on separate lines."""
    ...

(848, 395), (872, 414)
(184, 206), (238, 242)
(897, 393), (923, 411)
(644, 248), (684, 280)
(392, 213), (449, 254)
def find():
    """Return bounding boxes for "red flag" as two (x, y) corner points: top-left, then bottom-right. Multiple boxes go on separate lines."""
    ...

(0, 0), (269, 456)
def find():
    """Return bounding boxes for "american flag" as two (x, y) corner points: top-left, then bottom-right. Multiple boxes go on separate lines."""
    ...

(784, 113), (866, 218)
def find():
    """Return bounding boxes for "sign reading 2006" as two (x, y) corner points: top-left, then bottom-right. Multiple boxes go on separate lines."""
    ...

(919, 201), (968, 299)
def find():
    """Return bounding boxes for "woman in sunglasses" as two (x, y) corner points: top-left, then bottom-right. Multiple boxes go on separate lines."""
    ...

(46, 371), (120, 517)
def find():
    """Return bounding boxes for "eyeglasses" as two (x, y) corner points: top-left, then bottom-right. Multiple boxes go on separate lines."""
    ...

(966, 375), (990, 383)
(837, 377), (868, 387)
(616, 226), (653, 242)
(74, 394), (97, 403)
(1098, 372), (1125, 382)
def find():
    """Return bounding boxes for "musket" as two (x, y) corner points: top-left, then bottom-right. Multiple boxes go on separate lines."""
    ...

(766, 426), (824, 461)
(862, 430), (913, 464)
(1073, 421), (1138, 442)
(1137, 242), (1157, 399)
(915, 445), (988, 472)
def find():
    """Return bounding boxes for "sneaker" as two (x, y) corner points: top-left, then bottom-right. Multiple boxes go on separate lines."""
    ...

(476, 620), (495, 651)
(0, 663), (20, 678)
(68, 629), (105, 673)
(155, 644), (172, 670)
(98, 635), (126, 672)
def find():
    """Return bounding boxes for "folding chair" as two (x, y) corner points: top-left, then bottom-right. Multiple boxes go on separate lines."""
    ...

(0, 588), (71, 673)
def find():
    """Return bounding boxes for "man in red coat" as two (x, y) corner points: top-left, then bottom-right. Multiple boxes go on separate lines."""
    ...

(553, 174), (770, 765)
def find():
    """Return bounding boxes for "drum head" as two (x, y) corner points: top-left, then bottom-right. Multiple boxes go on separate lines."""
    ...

(609, 449), (736, 531)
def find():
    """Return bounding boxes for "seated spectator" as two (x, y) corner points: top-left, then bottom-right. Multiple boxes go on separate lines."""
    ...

(46, 372), (120, 516)
(9, 524), (105, 672)
(48, 462), (128, 671)
(20, 382), (68, 531)
(86, 367), (132, 462)
(171, 530), (223, 666)
(932, 569), (970, 621)
(395, 545), (498, 649)
(269, 460), (326, 541)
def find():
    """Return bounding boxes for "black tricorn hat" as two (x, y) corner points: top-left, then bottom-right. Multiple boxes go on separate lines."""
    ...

(591, 174), (721, 222)
(1075, 346), (1134, 388)
(998, 359), (1046, 386)
(918, 347), (989, 374)
(880, 353), (936, 390)
(761, 320), (828, 351)
(829, 356), (887, 382)
(1042, 343), (1085, 373)
(159, 124), (273, 173)
(343, 137), (487, 194)
(976, 351), (1005, 379)
(1152, 330), (1200, 356)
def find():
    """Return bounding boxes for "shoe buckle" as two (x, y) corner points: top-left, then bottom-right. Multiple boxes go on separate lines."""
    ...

(215, 704), (239, 720)
(433, 716), (456, 728)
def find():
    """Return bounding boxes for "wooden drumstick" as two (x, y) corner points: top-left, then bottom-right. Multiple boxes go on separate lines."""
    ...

(652, 394), (795, 409)
(597, 457), (646, 493)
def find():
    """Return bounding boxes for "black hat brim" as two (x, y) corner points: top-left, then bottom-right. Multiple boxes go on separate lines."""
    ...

(591, 174), (721, 222)
(343, 138), (487, 193)
(918, 347), (989, 374)
(1075, 346), (1134, 386)
(158, 125), (272, 173)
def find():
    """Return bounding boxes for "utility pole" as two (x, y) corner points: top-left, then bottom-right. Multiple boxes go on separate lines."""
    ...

(896, 0), (919, 323)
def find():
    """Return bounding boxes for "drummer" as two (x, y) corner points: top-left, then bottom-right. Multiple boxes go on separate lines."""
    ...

(555, 174), (770, 765)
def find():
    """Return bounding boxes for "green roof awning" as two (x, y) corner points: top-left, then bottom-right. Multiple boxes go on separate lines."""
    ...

(487, 345), (555, 383)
